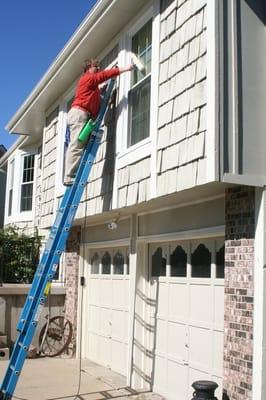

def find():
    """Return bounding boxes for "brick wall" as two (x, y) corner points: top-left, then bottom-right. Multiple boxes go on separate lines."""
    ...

(64, 226), (81, 355)
(224, 186), (255, 400)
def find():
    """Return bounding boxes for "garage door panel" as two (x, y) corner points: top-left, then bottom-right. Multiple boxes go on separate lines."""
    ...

(157, 282), (168, 316)
(168, 359), (188, 400)
(112, 340), (127, 374)
(86, 246), (129, 376)
(88, 333), (99, 362)
(190, 284), (212, 325)
(100, 279), (112, 306)
(89, 279), (101, 304)
(99, 308), (112, 335)
(153, 356), (167, 394)
(99, 336), (111, 367)
(168, 321), (188, 362)
(112, 310), (128, 341)
(155, 319), (167, 355)
(88, 305), (100, 332)
(112, 279), (129, 309)
(213, 330), (224, 373)
(168, 283), (188, 322)
(189, 326), (212, 370)
(214, 285), (225, 329)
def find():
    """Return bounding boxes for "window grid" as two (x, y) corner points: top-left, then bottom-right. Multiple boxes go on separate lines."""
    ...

(89, 247), (129, 276)
(128, 19), (152, 147)
(150, 240), (225, 279)
(20, 155), (35, 212)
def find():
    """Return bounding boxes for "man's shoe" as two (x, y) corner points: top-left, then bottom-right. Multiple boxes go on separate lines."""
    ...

(64, 178), (74, 186)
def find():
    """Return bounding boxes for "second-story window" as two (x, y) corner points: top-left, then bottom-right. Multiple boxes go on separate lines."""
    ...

(8, 159), (15, 216)
(20, 154), (35, 212)
(128, 19), (152, 147)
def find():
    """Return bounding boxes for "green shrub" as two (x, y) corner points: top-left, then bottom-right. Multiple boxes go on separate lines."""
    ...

(0, 226), (41, 284)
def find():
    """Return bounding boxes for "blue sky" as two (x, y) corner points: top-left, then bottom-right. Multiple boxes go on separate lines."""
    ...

(0, 0), (97, 150)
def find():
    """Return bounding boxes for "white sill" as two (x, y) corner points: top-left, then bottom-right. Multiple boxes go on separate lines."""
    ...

(116, 137), (151, 169)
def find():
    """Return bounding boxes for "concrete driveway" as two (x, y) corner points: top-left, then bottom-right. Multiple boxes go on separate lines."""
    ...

(0, 358), (162, 400)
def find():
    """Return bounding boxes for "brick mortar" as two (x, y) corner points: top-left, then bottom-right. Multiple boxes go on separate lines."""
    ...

(224, 186), (254, 400)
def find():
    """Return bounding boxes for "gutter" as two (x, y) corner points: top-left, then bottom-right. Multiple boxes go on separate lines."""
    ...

(6, 0), (112, 133)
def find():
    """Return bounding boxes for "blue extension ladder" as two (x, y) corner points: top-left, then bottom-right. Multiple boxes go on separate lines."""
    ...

(0, 78), (116, 400)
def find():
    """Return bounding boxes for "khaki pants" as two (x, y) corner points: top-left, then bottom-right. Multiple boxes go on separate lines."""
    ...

(64, 107), (89, 183)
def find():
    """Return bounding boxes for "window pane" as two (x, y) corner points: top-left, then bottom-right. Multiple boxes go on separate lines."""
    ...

(129, 77), (150, 146)
(132, 20), (152, 85)
(8, 189), (13, 216)
(216, 245), (225, 278)
(126, 254), (130, 275)
(23, 155), (35, 183)
(191, 244), (211, 278)
(102, 252), (111, 274)
(152, 247), (166, 277)
(20, 183), (33, 211)
(9, 160), (15, 188)
(113, 251), (124, 274)
(91, 253), (100, 274)
(170, 246), (187, 277)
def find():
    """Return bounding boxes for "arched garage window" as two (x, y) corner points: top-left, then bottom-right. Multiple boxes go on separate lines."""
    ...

(191, 244), (211, 278)
(170, 245), (187, 277)
(151, 247), (166, 277)
(91, 253), (100, 274)
(113, 251), (124, 275)
(102, 251), (111, 274)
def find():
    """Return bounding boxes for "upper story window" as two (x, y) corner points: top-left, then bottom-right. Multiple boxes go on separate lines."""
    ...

(128, 19), (152, 147)
(8, 159), (15, 216)
(20, 154), (35, 212)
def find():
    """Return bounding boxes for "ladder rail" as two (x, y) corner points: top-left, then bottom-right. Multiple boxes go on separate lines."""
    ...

(0, 78), (116, 400)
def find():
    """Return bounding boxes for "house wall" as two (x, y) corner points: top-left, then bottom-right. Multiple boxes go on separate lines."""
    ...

(40, 117), (58, 229)
(157, 0), (207, 195)
(76, 105), (117, 219)
(224, 186), (255, 399)
(34, 146), (43, 228)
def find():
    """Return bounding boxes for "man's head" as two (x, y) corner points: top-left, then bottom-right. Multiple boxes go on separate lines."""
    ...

(83, 59), (100, 73)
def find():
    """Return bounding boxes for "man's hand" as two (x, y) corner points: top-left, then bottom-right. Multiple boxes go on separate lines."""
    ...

(120, 64), (134, 73)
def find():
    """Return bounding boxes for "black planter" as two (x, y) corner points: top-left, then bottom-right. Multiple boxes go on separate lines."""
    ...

(191, 380), (218, 400)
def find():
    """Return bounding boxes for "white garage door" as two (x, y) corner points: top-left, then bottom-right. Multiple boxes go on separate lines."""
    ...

(149, 239), (224, 400)
(85, 246), (129, 375)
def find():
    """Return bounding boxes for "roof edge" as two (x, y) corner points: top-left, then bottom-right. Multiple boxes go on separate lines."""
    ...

(6, 0), (111, 133)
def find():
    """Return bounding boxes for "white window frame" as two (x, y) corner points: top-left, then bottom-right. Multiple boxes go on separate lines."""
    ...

(89, 246), (129, 276)
(20, 153), (35, 214)
(7, 158), (15, 217)
(4, 150), (37, 225)
(116, 5), (159, 170)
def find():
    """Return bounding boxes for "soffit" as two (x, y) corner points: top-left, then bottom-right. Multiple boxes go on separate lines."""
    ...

(6, 0), (147, 137)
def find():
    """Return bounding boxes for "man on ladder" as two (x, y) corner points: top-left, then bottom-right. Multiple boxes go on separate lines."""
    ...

(64, 59), (133, 185)
(0, 60), (133, 400)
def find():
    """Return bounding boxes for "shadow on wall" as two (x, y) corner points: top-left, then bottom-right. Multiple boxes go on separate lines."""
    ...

(101, 89), (118, 212)
(131, 285), (160, 389)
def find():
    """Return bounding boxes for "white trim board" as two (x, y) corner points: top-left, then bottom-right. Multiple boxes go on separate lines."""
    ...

(137, 225), (225, 244)
(206, 0), (219, 182)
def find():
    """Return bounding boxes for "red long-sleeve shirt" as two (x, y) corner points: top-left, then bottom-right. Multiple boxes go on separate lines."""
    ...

(71, 68), (120, 118)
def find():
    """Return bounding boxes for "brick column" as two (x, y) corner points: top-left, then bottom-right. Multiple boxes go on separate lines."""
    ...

(224, 186), (255, 400)
(64, 226), (81, 355)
